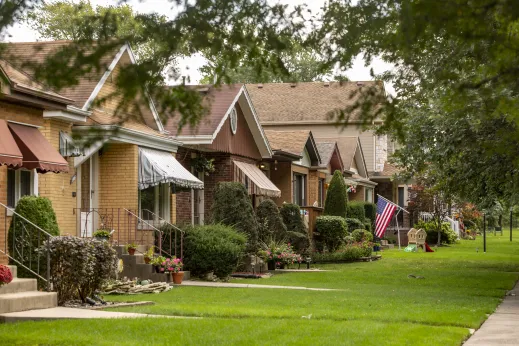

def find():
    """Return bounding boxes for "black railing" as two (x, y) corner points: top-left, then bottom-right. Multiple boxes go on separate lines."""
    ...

(0, 202), (52, 290)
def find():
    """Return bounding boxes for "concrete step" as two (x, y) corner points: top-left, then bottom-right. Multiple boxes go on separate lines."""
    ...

(0, 291), (57, 314)
(115, 245), (150, 257)
(0, 278), (37, 295)
(7, 266), (17, 279)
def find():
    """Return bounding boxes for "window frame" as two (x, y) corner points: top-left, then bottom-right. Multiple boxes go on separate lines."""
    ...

(292, 173), (307, 207)
(138, 183), (170, 224)
(6, 168), (38, 213)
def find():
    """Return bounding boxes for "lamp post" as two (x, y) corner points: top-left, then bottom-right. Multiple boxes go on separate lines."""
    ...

(483, 213), (487, 253)
(511, 210), (513, 242)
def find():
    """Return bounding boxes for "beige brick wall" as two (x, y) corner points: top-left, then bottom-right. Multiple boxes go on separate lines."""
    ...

(349, 186), (366, 202)
(98, 143), (139, 245)
(269, 161), (292, 206)
(0, 165), (7, 264)
(308, 170), (326, 207)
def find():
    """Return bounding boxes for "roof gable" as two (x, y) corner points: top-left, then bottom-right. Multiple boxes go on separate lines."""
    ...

(316, 141), (344, 173)
(265, 130), (320, 164)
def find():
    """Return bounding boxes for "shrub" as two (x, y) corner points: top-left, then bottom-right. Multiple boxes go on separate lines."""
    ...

(363, 202), (377, 227)
(256, 199), (287, 243)
(183, 224), (247, 279)
(315, 216), (348, 252)
(323, 170), (348, 218)
(414, 220), (457, 244)
(351, 229), (374, 242)
(347, 201), (365, 220)
(45, 236), (117, 305)
(210, 182), (258, 251)
(363, 219), (372, 232)
(312, 242), (373, 263)
(280, 203), (310, 253)
(345, 218), (364, 232)
(8, 196), (60, 284)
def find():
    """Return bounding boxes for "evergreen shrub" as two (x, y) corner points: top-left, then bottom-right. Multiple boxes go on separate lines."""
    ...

(315, 216), (348, 252)
(347, 201), (365, 220)
(256, 199), (287, 243)
(280, 203), (310, 253)
(323, 170), (348, 218)
(345, 218), (364, 232)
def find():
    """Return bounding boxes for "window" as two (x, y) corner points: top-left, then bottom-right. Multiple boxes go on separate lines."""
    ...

(139, 183), (170, 222)
(365, 187), (373, 203)
(293, 173), (306, 206)
(7, 168), (37, 208)
(318, 178), (325, 207)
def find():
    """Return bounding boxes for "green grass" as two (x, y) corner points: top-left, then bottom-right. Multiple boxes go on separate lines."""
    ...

(2, 230), (519, 345)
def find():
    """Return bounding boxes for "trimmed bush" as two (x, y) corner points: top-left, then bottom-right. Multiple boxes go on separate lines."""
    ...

(312, 242), (373, 263)
(256, 199), (287, 243)
(210, 182), (258, 251)
(363, 219), (372, 232)
(183, 224), (247, 279)
(345, 218), (364, 232)
(45, 236), (117, 305)
(315, 216), (348, 252)
(323, 170), (348, 218)
(280, 203), (310, 253)
(8, 196), (60, 284)
(364, 202), (377, 227)
(414, 220), (457, 244)
(351, 229), (374, 242)
(347, 201), (365, 221)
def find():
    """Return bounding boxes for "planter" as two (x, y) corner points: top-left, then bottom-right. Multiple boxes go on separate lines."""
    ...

(127, 248), (136, 256)
(172, 271), (184, 284)
(144, 257), (151, 264)
(267, 261), (276, 271)
(373, 246), (381, 252)
(95, 236), (109, 242)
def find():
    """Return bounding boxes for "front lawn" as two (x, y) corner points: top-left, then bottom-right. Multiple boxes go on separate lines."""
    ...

(2, 231), (519, 346)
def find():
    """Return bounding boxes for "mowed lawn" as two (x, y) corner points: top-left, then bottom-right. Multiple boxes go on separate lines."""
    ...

(2, 231), (519, 346)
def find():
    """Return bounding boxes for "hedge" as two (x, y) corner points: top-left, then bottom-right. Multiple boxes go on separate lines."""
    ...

(351, 229), (374, 242)
(414, 220), (457, 244)
(256, 199), (287, 243)
(280, 203), (310, 253)
(363, 202), (377, 227)
(315, 216), (348, 252)
(345, 218), (364, 232)
(323, 170), (348, 218)
(347, 201), (366, 221)
(183, 224), (247, 279)
(312, 242), (373, 263)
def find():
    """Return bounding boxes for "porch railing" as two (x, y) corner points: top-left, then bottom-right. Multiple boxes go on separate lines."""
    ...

(0, 202), (52, 291)
(141, 209), (184, 260)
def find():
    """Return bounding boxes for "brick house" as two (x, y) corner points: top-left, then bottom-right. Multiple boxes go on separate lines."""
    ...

(0, 41), (202, 254)
(164, 85), (280, 225)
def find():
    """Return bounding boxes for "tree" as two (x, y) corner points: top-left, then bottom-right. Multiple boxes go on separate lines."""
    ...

(200, 43), (330, 84)
(280, 203), (310, 253)
(323, 170), (348, 218)
(256, 199), (287, 243)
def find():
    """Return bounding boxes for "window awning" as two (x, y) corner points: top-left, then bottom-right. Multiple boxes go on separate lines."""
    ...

(8, 122), (69, 173)
(138, 147), (204, 190)
(0, 120), (23, 168)
(233, 160), (281, 197)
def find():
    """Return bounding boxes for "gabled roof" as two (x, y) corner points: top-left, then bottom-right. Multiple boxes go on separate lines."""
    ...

(165, 84), (273, 158)
(315, 136), (369, 178)
(265, 130), (320, 164)
(370, 161), (401, 179)
(316, 141), (344, 173)
(246, 81), (385, 124)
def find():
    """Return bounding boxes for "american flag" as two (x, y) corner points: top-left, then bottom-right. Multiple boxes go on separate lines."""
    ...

(375, 197), (397, 238)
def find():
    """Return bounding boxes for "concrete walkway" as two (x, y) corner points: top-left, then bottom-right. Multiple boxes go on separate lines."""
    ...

(180, 280), (338, 291)
(0, 307), (197, 323)
(464, 281), (519, 345)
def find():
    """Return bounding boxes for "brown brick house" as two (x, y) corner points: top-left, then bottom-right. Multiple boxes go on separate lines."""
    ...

(263, 130), (323, 207)
(164, 84), (280, 225)
(0, 41), (202, 253)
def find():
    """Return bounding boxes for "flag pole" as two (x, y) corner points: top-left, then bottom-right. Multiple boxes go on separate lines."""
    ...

(395, 209), (402, 250)
(377, 194), (409, 214)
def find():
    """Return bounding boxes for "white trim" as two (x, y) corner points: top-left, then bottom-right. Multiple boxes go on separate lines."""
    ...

(7, 120), (41, 128)
(83, 44), (128, 111)
(73, 125), (181, 152)
(211, 85), (244, 141)
(74, 140), (106, 168)
(242, 87), (273, 157)
(43, 110), (87, 124)
(32, 169), (38, 196)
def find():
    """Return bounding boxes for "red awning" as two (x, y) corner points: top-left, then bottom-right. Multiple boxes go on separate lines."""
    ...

(0, 120), (23, 168)
(8, 122), (69, 173)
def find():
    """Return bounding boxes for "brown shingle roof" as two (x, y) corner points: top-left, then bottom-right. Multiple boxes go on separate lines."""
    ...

(315, 136), (358, 170)
(265, 130), (311, 157)
(370, 161), (401, 178)
(316, 142), (335, 166)
(4, 41), (119, 108)
(246, 81), (384, 123)
(164, 84), (242, 137)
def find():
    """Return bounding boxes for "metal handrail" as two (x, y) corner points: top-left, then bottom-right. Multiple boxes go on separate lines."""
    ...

(141, 209), (184, 259)
(0, 202), (52, 291)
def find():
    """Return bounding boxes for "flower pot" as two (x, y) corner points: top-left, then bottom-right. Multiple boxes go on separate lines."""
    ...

(373, 246), (380, 252)
(172, 271), (184, 284)
(267, 261), (276, 271)
(95, 236), (109, 242)
(144, 257), (151, 264)
(153, 265), (161, 273)
(128, 248), (136, 255)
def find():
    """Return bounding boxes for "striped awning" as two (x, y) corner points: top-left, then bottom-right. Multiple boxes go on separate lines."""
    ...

(138, 147), (204, 190)
(233, 160), (281, 197)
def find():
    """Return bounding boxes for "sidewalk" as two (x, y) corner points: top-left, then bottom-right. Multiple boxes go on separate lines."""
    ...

(180, 280), (338, 291)
(464, 280), (519, 345)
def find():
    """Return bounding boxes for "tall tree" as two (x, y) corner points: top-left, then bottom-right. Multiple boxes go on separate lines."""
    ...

(323, 170), (348, 218)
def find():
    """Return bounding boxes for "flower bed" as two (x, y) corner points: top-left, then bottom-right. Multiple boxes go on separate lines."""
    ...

(258, 242), (303, 269)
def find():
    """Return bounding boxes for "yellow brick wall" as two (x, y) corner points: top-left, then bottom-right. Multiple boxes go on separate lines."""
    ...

(308, 170), (327, 207)
(349, 186), (366, 202)
(0, 165), (7, 264)
(171, 194), (177, 224)
(269, 161), (292, 206)
(98, 143), (139, 245)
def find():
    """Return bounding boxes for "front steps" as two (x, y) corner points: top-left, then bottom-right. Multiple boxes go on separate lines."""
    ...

(0, 265), (57, 314)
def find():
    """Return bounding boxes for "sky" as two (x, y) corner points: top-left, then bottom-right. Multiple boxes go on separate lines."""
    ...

(5, 0), (393, 87)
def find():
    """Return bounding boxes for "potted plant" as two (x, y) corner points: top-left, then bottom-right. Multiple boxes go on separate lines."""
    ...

(151, 256), (166, 273)
(192, 156), (215, 176)
(373, 242), (381, 252)
(125, 242), (137, 255)
(93, 229), (111, 241)
(164, 257), (184, 284)
(143, 247), (154, 264)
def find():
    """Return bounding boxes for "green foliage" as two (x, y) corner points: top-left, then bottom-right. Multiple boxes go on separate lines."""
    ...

(347, 201), (365, 220)
(280, 203), (310, 253)
(363, 202), (377, 227)
(315, 216), (348, 252)
(183, 224), (247, 279)
(8, 196), (60, 284)
(312, 242), (373, 263)
(414, 221), (457, 245)
(210, 182), (258, 251)
(45, 236), (117, 305)
(256, 199), (287, 243)
(363, 219), (372, 232)
(345, 218), (364, 233)
(323, 170), (348, 218)
(351, 229), (373, 243)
